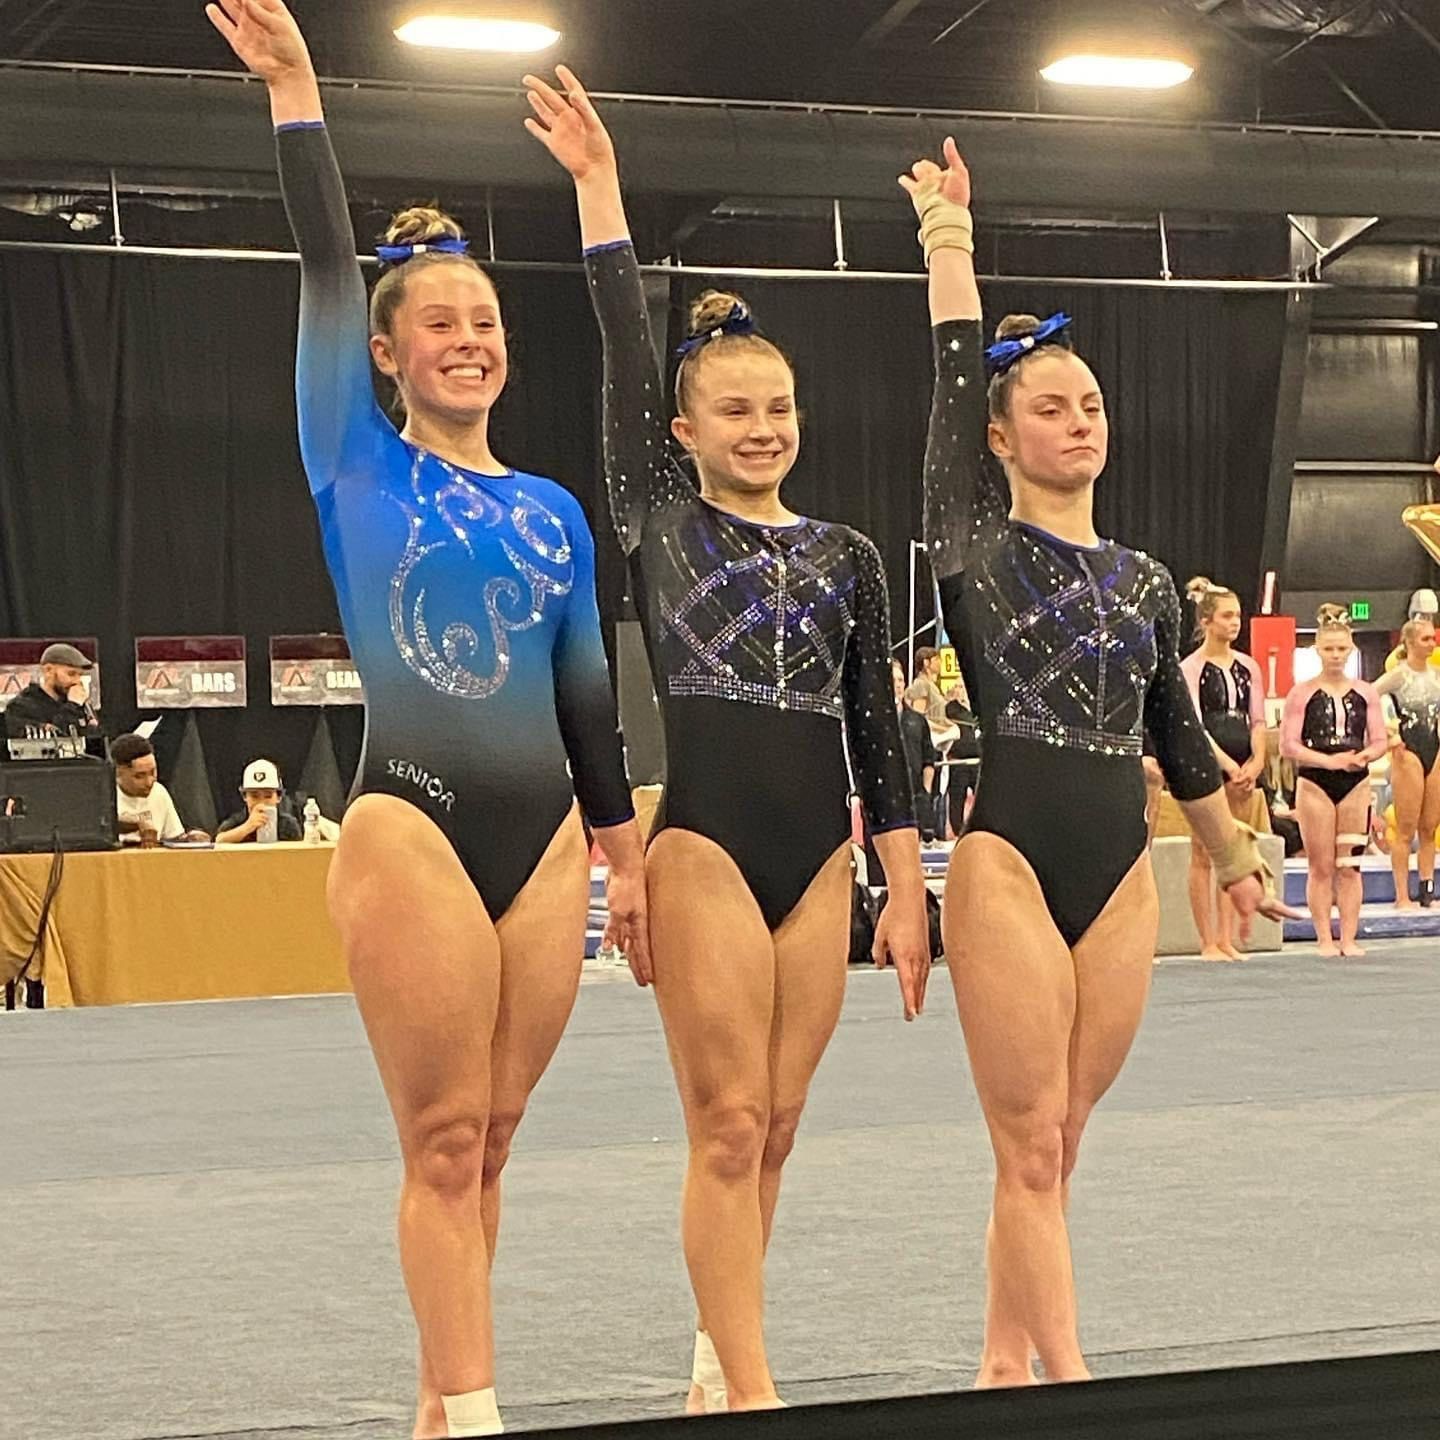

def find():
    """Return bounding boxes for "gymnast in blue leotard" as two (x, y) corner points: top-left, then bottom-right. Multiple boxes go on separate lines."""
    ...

(209, 3), (648, 1436)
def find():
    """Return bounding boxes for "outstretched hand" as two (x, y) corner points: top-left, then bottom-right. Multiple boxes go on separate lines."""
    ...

(1224, 873), (1304, 942)
(205, 0), (313, 84)
(523, 66), (617, 181)
(898, 135), (971, 214)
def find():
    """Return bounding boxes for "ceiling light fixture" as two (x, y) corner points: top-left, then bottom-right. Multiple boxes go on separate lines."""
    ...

(1040, 54), (1195, 89)
(395, 14), (561, 53)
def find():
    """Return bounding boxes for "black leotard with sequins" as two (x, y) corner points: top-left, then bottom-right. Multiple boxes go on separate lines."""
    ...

(923, 321), (1221, 945)
(584, 240), (915, 929)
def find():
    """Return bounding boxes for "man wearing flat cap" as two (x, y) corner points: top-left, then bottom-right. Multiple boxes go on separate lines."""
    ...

(3, 644), (99, 740)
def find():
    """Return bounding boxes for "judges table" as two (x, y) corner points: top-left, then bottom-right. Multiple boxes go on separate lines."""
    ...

(0, 843), (347, 1008)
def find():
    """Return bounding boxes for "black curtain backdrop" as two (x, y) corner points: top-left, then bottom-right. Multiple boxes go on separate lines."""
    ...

(0, 248), (1278, 807)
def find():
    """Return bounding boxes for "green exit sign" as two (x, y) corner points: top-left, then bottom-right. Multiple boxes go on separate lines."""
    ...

(1350, 600), (1371, 622)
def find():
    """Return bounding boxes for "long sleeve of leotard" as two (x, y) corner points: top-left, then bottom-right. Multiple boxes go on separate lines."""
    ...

(1142, 568), (1223, 801)
(277, 122), (385, 496)
(923, 320), (1006, 581)
(550, 491), (635, 828)
(843, 533), (917, 834)
(583, 239), (694, 555)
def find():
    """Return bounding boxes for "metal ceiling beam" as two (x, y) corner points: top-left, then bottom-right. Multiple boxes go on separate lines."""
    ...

(5, 65), (1440, 216)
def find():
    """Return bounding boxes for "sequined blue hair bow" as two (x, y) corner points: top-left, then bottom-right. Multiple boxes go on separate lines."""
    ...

(984, 312), (1074, 378)
(675, 304), (757, 357)
(375, 236), (471, 267)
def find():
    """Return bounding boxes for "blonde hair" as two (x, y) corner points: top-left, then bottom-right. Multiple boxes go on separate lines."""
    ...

(1402, 616), (1436, 647)
(987, 312), (1079, 420)
(1186, 575), (1240, 638)
(1316, 603), (1353, 637)
(674, 288), (791, 413)
(368, 204), (493, 338)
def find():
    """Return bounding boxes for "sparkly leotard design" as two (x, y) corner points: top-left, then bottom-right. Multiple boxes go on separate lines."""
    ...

(922, 321), (1221, 946)
(1283, 679), (1385, 806)
(278, 121), (633, 919)
(1181, 650), (1265, 766)
(583, 240), (914, 929)
(1377, 664), (1440, 776)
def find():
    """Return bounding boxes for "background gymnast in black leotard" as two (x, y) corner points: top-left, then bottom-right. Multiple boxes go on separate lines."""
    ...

(1375, 616), (1440, 908)
(209, 6), (649, 1437)
(1281, 606), (1387, 956)
(901, 137), (1292, 1388)
(525, 66), (931, 1415)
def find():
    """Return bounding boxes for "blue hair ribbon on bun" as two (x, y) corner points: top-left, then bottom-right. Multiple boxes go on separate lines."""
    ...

(376, 236), (471, 267)
(984, 312), (1074, 378)
(675, 303), (758, 357)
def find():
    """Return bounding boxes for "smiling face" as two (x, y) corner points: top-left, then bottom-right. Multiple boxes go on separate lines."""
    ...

(988, 350), (1108, 492)
(671, 346), (800, 500)
(370, 262), (508, 426)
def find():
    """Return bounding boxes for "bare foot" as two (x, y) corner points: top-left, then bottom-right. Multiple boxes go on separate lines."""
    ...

(975, 1363), (1039, 1389)
(1199, 945), (1230, 961)
(1395, 897), (1415, 911)
(1316, 940), (1340, 957)
(1339, 942), (1366, 958)
(1221, 944), (1245, 961)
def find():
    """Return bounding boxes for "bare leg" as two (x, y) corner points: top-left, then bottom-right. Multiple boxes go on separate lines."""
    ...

(1419, 761), (1440, 893)
(649, 831), (781, 1412)
(1295, 779), (1339, 955)
(1217, 787), (1252, 960)
(971, 852), (1159, 1385)
(1187, 840), (1226, 959)
(1335, 781), (1372, 957)
(330, 797), (502, 1440)
(1390, 749), (1424, 908)
(944, 834), (1087, 1386)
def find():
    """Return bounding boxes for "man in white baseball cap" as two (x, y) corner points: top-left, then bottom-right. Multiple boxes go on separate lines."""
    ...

(215, 758), (303, 843)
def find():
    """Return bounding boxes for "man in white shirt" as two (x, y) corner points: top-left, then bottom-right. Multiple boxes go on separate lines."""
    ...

(112, 733), (203, 845)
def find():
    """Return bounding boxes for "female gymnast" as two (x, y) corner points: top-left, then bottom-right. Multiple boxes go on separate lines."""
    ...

(1181, 579), (1268, 959)
(208, 6), (648, 1435)
(1280, 606), (1387, 956)
(524, 67), (931, 1414)
(1374, 616), (1440, 908)
(902, 137), (1291, 1386)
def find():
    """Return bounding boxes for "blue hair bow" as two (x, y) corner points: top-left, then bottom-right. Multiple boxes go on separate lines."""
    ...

(984, 312), (1074, 378)
(375, 236), (471, 267)
(675, 303), (757, 357)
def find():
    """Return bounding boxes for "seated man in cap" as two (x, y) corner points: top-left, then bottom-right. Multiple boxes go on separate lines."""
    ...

(112, 733), (209, 846)
(3, 643), (99, 739)
(215, 758), (302, 844)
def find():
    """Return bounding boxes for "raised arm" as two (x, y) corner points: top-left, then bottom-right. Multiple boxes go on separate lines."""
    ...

(524, 67), (690, 554)
(900, 140), (1003, 582)
(209, 0), (380, 497)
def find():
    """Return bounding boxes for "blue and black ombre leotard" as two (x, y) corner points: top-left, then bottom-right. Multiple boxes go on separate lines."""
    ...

(277, 122), (633, 920)
(582, 241), (915, 930)
(922, 322), (1222, 946)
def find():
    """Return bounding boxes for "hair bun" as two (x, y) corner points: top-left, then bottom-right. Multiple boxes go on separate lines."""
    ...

(1316, 602), (1352, 629)
(1186, 575), (1217, 604)
(994, 313), (1044, 343)
(383, 204), (466, 249)
(689, 288), (750, 338)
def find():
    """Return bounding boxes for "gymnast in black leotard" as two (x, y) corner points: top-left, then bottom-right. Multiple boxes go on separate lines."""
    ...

(525, 66), (931, 1414)
(901, 136), (1286, 1388)
(211, 7), (648, 1436)
(1281, 606), (1387, 955)
(1375, 616), (1440, 907)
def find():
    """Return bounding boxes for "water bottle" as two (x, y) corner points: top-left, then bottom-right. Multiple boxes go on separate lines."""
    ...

(257, 804), (278, 845)
(303, 797), (322, 844)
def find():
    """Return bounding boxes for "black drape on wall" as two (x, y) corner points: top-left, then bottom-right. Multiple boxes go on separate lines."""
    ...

(0, 248), (1279, 805)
